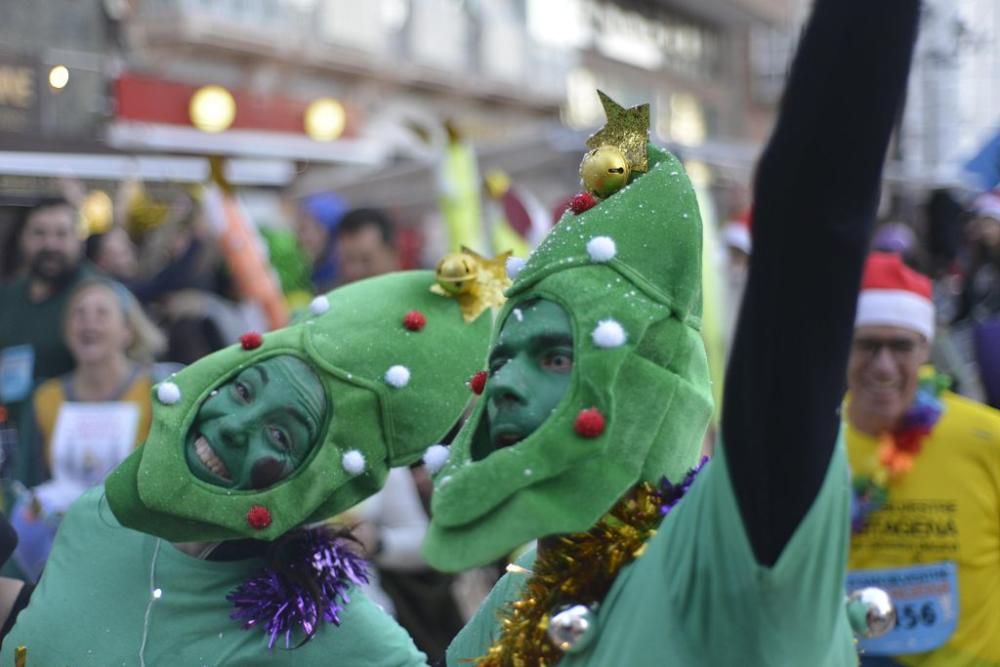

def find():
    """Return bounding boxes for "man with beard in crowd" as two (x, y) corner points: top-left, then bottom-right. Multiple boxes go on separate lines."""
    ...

(0, 198), (94, 484)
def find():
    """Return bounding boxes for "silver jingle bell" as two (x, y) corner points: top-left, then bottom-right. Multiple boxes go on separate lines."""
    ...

(547, 604), (597, 654)
(847, 587), (896, 638)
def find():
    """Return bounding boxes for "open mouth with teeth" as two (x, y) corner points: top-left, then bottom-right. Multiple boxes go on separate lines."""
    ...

(194, 434), (232, 482)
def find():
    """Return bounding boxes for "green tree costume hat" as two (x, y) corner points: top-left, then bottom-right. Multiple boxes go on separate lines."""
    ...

(424, 98), (714, 571)
(106, 270), (492, 543)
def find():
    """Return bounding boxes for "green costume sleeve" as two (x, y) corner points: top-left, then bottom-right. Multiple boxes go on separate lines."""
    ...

(1, 486), (429, 666)
(446, 552), (538, 666)
(447, 440), (857, 666)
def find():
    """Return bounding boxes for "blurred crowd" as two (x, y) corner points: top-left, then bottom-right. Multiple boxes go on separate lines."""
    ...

(720, 188), (1000, 411)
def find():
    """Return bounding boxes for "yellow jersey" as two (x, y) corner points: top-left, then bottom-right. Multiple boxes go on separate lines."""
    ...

(847, 391), (1000, 667)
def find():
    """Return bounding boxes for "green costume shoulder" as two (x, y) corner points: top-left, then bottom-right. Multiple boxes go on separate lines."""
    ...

(447, 441), (857, 666)
(1, 486), (428, 666)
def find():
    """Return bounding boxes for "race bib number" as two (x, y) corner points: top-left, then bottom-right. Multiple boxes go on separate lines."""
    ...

(847, 562), (958, 656)
(0, 345), (35, 403)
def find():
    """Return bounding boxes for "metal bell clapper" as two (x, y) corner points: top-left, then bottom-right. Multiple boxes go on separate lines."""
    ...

(847, 587), (896, 638)
(547, 604), (598, 653)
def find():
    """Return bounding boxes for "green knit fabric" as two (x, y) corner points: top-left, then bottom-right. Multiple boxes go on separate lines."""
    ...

(106, 271), (491, 542)
(424, 144), (714, 571)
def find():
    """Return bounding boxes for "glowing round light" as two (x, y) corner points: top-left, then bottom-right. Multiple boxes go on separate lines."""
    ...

(189, 85), (236, 133)
(48, 65), (69, 90)
(304, 98), (346, 142)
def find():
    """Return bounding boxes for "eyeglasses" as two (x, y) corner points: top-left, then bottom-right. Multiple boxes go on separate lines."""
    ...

(852, 336), (922, 359)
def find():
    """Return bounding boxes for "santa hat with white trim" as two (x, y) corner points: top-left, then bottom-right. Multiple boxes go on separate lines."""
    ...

(856, 252), (934, 340)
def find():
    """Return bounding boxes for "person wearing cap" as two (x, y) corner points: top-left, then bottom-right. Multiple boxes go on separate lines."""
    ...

(953, 191), (1000, 410)
(0, 270), (493, 665)
(423, 0), (920, 664)
(873, 222), (918, 264)
(294, 192), (348, 293)
(846, 252), (1000, 667)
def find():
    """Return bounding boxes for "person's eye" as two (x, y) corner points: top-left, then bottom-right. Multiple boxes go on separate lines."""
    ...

(854, 339), (877, 353)
(234, 381), (251, 402)
(267, 425), (292, 452)
(541, 351), (573, 372)
(488, 357), (508, 376)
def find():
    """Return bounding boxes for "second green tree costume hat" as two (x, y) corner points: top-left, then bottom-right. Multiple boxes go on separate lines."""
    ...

(424, 95), (714, 571)
(106, 270), (492, 542)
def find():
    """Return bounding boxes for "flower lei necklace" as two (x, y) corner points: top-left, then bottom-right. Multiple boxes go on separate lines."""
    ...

(851, 373), (947, 534)
(476, 457), (708, 666)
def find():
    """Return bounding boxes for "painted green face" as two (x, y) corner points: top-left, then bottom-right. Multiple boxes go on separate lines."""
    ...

(184, 355), (326, 490)
(483, 299), (573, 457)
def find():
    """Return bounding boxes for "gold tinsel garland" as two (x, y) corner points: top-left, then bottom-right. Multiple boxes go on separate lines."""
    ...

(476, 482), (664, 666)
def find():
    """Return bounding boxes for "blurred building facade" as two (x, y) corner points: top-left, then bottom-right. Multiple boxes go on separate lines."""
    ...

(0, 0), (811, 223)
(899, 0), (1000, 190)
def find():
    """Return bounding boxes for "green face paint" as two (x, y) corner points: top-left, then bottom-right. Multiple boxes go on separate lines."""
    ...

(483, 299), (573, 457)
(184, 355), (326, 490)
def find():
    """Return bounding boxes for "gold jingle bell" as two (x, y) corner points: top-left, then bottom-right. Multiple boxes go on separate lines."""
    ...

(435, 251), (480, 296)
(580, 145), (631, 199)
(547, 604), (597, 653)
(846, 587), (896, 638)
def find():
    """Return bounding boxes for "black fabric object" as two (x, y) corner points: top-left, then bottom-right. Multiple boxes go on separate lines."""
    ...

(722, 0), (921, 567)
(0, 515), (16, 570)
(378, 568), (465, 665)
(926, 189), (967, 270)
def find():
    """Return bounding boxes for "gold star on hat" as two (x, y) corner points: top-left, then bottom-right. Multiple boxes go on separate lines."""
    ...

(431, 247), (512, 322)
(586, 91), (650, 174)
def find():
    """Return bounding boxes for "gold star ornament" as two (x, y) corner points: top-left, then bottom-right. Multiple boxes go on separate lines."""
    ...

(580, 91), (650, 198)
(431, 247), (512, 322)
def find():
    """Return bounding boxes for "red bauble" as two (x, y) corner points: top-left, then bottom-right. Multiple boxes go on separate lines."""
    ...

(469, 371), (488, 395)
(240, 331), (263, 350)
(574, 408), (606, 438)
(569, 192), (598, 215)
(403, 310), (427, 332)
(246, 505), (272, 529)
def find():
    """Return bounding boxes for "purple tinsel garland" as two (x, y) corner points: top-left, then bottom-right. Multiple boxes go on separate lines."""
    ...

(227, 526), (370, 649)
(658, 455), (709, 516)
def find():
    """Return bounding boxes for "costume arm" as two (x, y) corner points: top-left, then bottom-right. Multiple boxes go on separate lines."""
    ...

(722, 0), (920, 567)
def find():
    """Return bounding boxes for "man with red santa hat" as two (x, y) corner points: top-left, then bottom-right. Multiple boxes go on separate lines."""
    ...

(846, 251), (1000, 666)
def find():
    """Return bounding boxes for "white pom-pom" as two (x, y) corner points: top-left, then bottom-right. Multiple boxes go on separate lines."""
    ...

(423, 444), (450, 474)
(309, 295), (330, 315)
(156, 382), (181, 405)
(385, 365), (411, 388)
(341, 449), (366, 476)
(586, 236), (617, 262)
(592, 319), (627, 348)
(506, 256), (526, 280)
